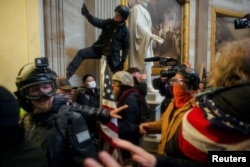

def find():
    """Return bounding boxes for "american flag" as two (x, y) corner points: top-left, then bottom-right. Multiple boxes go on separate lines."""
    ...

(99, 57), (123, 164)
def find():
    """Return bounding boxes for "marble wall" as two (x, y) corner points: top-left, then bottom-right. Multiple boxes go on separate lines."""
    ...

(189, 0), (250, 72)
(43, 0), (250, 86)
(44, 0), (120, 87)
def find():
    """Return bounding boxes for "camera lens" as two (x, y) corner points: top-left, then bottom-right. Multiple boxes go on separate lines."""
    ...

(234, 18), (249, 29)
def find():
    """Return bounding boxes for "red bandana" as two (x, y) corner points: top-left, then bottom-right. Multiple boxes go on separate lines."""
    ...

(173, 85), (192, 108)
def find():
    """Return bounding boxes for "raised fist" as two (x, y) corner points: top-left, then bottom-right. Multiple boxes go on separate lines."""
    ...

(81, 3), (89, 16)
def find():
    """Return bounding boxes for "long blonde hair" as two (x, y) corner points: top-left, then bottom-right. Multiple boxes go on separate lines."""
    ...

(208, 38), (250, 87)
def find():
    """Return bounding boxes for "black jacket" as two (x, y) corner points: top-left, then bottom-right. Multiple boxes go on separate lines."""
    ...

(75, 88), (101, 145)
(76, 88), (100, 108)
(84, 13), (130, 72)
(54, 94), (110, 122)
(116, 89), (141, 153)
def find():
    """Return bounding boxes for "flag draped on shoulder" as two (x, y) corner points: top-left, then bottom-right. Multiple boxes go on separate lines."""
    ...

(99, 56), (123, 164)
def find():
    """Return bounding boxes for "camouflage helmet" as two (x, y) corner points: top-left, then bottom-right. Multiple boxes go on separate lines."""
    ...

(112, 71), (134, 87)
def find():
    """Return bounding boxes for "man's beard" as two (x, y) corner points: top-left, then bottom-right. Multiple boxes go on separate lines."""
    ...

(113, 89), (121, 101)
(31, 96), (54, 114)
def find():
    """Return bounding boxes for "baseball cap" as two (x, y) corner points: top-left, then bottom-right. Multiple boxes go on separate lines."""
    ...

(56, 76), (77, 90)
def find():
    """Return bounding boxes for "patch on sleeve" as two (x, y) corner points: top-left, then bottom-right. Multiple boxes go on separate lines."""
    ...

(76, 130), (90, 143)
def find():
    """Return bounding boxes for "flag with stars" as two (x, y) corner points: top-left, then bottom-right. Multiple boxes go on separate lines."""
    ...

(101, 66), (116, 110)
(99, 57), (123, 164)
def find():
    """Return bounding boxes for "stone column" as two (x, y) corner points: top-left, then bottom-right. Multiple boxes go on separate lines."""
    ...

(43, 0), (65, 76)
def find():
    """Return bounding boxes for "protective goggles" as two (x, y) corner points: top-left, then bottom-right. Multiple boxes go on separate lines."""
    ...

(170, 78), (188, 86)
(20, 81), (56, 100)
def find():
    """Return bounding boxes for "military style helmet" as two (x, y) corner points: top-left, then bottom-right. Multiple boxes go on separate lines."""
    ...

(112, 71), (134, 87)
(15, 57), (57, 112)
(114, 5), (129, 20)
(176, 67), (200, 90)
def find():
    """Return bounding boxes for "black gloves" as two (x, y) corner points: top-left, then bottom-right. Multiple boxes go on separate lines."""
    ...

(81, 3), (89, 16)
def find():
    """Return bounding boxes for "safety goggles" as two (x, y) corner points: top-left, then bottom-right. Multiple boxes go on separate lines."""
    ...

(20, 81), (56, 100)
(170, 78), (188, 86)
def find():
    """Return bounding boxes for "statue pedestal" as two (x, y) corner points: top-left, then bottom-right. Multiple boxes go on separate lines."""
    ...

(146, 91), (163, 104)
(141, 92), (164, 154)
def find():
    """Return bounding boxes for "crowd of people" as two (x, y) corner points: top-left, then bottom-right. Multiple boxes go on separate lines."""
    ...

(83, 35), (250, 167)
(1, 1), (250, 167)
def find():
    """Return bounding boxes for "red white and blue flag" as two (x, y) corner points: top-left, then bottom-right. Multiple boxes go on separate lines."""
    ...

(99, 57), (123, 164)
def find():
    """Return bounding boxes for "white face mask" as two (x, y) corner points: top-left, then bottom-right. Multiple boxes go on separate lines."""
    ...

(87, 81), (96, 88)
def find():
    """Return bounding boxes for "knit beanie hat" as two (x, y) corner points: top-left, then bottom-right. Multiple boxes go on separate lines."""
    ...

(0, 86), (20, 127)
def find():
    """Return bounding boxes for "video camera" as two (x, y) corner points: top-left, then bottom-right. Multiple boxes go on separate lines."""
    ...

(144, 56), (180, 78)
(35, 57), (49, 68)
(234, 13), (250, 29)
(34, 57), (57, 78)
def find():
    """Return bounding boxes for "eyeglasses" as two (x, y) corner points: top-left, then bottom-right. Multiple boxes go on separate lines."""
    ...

(170, 78), (188, 86)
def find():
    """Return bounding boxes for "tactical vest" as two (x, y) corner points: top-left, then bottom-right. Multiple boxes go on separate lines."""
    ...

(20, 105), (97, 167)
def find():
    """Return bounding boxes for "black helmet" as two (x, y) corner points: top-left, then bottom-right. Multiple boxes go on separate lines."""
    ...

(114, 5), (129, 20)
(176, 67), (200, 90)
(15, 57), (57, 112)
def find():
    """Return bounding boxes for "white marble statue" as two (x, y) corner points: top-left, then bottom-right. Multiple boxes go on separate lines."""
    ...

(127, 0), (163, 93)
